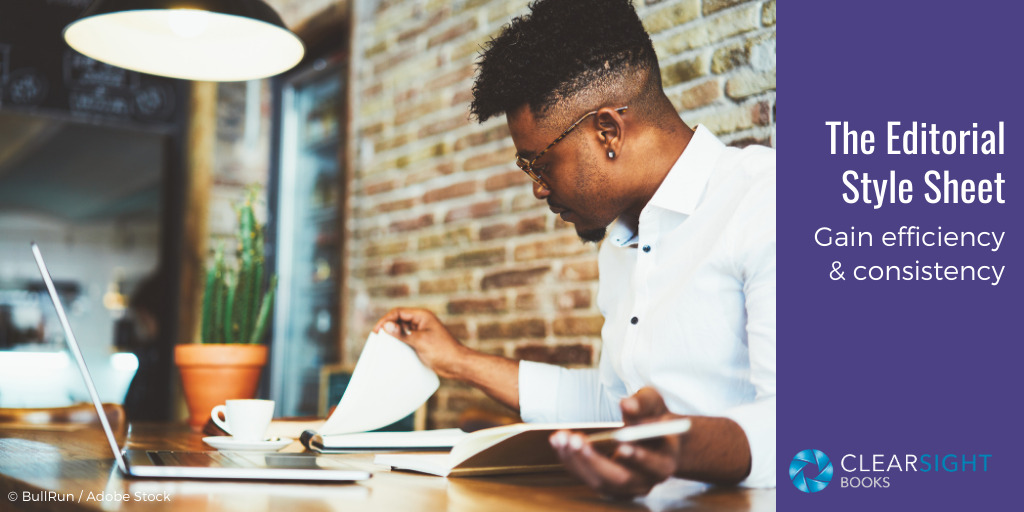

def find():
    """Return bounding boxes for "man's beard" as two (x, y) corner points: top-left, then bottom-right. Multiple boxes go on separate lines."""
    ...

(578, 226), (607, 244)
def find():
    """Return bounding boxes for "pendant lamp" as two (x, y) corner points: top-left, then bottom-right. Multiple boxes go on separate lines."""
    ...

(64, 0), (305, 82)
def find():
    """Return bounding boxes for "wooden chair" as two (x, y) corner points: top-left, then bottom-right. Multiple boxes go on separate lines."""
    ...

(0, 402), (127, 439)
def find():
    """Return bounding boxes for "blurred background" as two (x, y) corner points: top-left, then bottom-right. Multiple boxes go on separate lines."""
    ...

(0, 0), (775, 426)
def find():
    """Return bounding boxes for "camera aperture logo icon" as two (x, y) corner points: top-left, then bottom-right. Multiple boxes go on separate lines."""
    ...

(791, 449), (833, 493)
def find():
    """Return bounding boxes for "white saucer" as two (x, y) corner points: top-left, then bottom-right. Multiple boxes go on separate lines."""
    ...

(202, 436), (293, 452)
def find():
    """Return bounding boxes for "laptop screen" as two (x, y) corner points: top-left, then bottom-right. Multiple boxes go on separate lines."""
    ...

(31, 242), (130, 474)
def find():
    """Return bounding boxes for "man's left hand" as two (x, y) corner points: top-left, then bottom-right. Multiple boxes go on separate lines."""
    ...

(550, 387), (683, 499)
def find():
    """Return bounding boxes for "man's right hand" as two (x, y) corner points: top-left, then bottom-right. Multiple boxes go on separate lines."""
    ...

(372, 307), (521, 412)
(373, 308), (469, 380)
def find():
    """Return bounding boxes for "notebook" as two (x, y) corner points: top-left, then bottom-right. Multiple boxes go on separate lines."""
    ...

(31, 242), (370, 482)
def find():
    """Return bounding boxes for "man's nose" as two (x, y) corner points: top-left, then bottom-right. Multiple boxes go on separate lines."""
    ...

(532, 180), (550, 199)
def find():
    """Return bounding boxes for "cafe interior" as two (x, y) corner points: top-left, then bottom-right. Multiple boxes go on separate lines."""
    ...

(0, 0), (776, 510)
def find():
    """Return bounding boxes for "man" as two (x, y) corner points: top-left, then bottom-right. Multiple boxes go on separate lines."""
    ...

(375, 0), (775, 498)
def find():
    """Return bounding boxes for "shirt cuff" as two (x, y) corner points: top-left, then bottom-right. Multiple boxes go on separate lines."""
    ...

(518, 360), (562, 423)
(722, 395), (776, 488)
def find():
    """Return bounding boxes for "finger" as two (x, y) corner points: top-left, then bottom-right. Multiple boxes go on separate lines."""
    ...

(614, 442), (677, 482)
(622, 387), (669, 423)
(556, 433), (656, 499)
(373, 308), (404, 333)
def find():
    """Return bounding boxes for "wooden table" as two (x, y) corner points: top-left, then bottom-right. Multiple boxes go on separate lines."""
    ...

(0, 423), (774, 511)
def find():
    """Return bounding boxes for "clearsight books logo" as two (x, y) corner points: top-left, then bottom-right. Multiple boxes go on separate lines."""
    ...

(790, 449), (833, 493)
(790, 449), (992, 493)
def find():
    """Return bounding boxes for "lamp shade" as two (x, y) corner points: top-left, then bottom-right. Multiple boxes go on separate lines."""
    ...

(64, 0), (305, 82)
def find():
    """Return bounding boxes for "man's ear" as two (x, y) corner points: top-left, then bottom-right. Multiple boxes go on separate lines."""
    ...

(595, 107), (626, 157)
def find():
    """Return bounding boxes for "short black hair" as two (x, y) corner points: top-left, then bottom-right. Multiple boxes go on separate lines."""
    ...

(471, 0), (661, 123)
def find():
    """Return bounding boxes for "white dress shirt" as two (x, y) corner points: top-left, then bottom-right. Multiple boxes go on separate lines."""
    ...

(519, 126), (776, 488)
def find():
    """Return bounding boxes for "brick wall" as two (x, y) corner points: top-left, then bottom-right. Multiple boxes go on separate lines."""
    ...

(255, 0), (776, 427)
(343, 0), (776, 428)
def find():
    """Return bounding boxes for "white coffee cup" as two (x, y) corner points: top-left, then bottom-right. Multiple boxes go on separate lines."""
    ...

(211, 399), (275, 441)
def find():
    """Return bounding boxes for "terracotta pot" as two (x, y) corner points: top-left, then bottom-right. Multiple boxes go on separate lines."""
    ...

(175, 344), (268, 431)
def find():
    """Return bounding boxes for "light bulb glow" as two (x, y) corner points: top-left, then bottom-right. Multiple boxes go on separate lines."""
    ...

(167, 9), (210, 38)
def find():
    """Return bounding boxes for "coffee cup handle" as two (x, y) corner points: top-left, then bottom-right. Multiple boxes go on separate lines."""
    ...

(210, 405), (231, 435)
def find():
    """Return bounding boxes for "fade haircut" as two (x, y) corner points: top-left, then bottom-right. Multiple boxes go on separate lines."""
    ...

(471, 0), (663, 127)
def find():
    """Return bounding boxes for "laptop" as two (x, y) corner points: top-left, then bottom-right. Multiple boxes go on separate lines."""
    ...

(31, 242), (371, 482)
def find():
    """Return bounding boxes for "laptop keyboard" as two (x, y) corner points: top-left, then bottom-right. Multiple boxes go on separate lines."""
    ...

(147, 450), (251, 468)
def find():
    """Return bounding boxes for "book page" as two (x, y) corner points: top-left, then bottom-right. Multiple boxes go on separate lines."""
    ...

(319, 331), (439, 435)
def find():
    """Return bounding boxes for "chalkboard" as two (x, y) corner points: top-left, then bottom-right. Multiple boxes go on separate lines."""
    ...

(0, 0), (181, 131)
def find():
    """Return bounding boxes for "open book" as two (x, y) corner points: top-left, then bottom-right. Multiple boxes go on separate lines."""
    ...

(373, 422), (621, 476)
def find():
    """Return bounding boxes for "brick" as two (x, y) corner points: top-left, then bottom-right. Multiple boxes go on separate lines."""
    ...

(703, 0), (749, 15)
(561, 260), (599, 281)
(514, 344), (593, 365)
(653, 24), (711, 56)
(368, 284), (410, 298)
(390, 213), (434, 232)
(515, 292), (539, 311)
(444, 247), (506, 269)
(642, 0), (699, 34)
(418, 226), (473, 250)
(753, 101), (771, 126)
(364, 179), (396, 195)
(514, 235), (594, 261)
(553, 316), (604, 336)
(726, 69), (776, 100)
(481, 266), (550, 290)
(375, 133), (411, 152)
(706, 3), (762, 41)
(352, 262), (385, 279)
(427, 18), (479, 48)
(676, 79), (721, 110)
(711, 41), (748, 74)
(395, 97), (447, 126)
(729, 136), (772, 148)
(405, 162), (456, 186)
(398, 9), (449, 43)
(444, 199), (502, 223)
(661, 56), (705, 88)
(362, 82), (383, 98)
(480, 223), (515, 241)
(388, 260), (418, 275)
(464, 147), (514, 172)
(454, 124), (511, 151)
(762, 0), (776, 26)
(691, 105), (756, 135)
(447, 297), (507, 315)
(478, 319), (546, 340)
(516, 216), (546, 235)
(364, 40), (388, 58)
(377, 198), (415, 212)
(419, 113), (472, 138)
(557, 289), (592, 310)
(424, 181), (477, 203)
(365, 240), (408, 258)
(428, 65), (476, 92)
(420, 272), (473, 294)
(484, 170), (530, 191)
(452, 88), (474, 107)
(446, 322), (471, 340)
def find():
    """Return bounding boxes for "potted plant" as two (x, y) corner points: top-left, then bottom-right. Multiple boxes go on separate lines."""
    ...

(175, 189), (277, 431)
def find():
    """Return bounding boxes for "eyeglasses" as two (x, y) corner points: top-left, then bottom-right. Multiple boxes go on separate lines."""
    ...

(515, 106), (628, 188)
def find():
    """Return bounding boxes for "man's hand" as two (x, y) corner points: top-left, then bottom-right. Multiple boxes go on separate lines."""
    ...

(550, 387), (752, 499)
(550, 387), (682, 499)
(373, 308), (469, 380)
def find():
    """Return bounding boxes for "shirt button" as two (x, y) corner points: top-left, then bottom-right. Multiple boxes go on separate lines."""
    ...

(642, 245), (651, 253)
(630, 316), (638, 325)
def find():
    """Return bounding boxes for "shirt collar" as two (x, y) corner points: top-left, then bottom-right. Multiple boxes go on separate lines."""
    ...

(648, 125), (725, 215)
(606, 125), (725, 248)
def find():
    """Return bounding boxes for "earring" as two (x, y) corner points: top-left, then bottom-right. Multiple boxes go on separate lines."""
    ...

(607, 150), (616, 159)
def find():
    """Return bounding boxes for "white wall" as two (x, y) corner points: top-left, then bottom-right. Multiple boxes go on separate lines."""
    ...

(0, 212), (158, 405)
